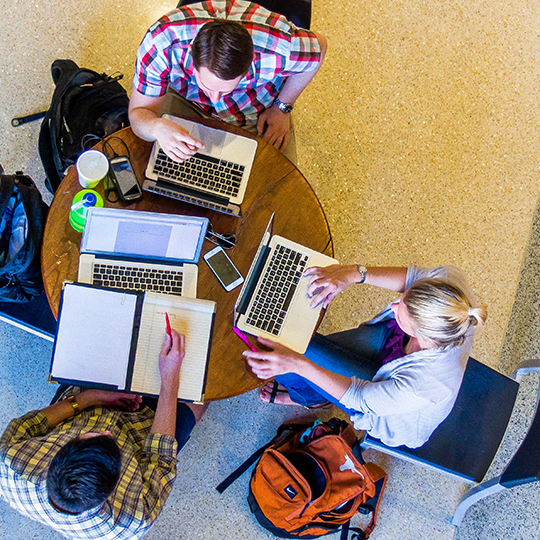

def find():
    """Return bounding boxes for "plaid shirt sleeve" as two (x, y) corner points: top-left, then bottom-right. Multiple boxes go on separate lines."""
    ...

(282, 27), (322, 75)
(133, 29), (176, 97)
(0, 411), (51, 503)
(133, 433), (178, 528)
(0, 411), (50, 455)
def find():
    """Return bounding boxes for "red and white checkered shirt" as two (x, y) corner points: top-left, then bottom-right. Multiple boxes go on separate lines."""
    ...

(133, 0), (322, 127)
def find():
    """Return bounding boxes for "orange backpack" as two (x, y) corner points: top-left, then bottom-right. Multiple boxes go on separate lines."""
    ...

(217, 418), (387, 539)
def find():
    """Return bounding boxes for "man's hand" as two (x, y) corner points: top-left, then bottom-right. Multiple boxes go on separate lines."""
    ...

(151, 330), (186, 437)
(159, 330), (186, 388)
(77, 390), (142, 411)
(304, 264), (361, 309)
(153, 118), (204, 162)
(243, 337), (306, 379)
(257, 105), (290, 151)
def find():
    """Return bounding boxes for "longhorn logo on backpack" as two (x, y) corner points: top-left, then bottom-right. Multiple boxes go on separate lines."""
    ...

(217, 418), (388, 540)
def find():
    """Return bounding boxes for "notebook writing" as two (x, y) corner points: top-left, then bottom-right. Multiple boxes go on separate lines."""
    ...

(131, 293), (215, 401)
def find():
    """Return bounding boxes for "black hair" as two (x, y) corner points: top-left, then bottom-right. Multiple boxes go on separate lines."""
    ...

(192, 20), (254, 80)
(47, 435), (122, 514)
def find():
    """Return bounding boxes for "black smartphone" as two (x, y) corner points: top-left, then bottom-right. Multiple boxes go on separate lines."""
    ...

(108, 156), (143, 202)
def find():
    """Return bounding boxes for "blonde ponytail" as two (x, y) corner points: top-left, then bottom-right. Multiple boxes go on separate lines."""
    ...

(403, 278), (487, 347)
(467, 305), (488, 328)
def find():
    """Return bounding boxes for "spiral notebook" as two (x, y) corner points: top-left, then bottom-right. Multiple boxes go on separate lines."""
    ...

(49, 283), (216, 402)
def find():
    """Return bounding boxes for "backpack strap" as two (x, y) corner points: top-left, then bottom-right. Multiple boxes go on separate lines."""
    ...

(51, 59), (80, 85)
(216, 422), (311, 494)
(39, 60), (94, 192)
(11, 111), (47, 127)
(341, 521), (367, 540)
(38, 61), (77, 192)
(359, 462), (388, 538)
(336, 443), (387, 540)
(11, 59), (78, 129)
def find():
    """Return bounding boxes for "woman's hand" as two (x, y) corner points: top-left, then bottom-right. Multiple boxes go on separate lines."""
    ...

(304, 264), (362, 308)
(243, 337), (307, 379)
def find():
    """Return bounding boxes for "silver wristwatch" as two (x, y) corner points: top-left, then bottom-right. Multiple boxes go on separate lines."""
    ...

(356, 265), (367, 284)
(274, 97), (294, 114)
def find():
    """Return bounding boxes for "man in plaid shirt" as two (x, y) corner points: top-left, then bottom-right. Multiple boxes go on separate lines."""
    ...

(0, 331), (205, 539)
(129, 0), (327, 163)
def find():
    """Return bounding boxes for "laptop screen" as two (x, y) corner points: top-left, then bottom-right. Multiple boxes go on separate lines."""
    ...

(234, 213), (274, 320)
(81, 208), (208, 264)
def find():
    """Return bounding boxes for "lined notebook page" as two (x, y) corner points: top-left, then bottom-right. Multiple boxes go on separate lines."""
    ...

(131, 293), (215, 401)
(51, 284), (137, 388)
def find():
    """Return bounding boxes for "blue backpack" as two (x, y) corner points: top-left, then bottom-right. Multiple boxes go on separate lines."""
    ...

(0, 170), (47, 302)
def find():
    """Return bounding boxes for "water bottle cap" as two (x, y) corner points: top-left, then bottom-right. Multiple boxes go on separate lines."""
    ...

(82, 192), (97, 206)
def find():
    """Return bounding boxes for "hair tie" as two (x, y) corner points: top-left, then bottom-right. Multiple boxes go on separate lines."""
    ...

(468, 307), (474, 317)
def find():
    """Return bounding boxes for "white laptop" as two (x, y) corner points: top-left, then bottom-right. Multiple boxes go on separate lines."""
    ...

(78, 207), (209, 298)
(144, 115), (258, 217)
(235, 214), (338, 353)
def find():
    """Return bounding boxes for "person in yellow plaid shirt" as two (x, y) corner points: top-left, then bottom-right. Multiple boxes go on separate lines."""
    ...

(0, 330), (205, 539)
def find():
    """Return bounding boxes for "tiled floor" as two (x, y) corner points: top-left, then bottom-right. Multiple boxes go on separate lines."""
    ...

(1, 0), (540, 538)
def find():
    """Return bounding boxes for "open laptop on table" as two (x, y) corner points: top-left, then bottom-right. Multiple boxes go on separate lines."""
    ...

(234, 214), (338, 353)
(78, 207), (208, 297)
(144, 115), (258, 217)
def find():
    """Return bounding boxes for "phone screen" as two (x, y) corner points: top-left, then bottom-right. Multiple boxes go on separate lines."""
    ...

(206, 249), (242, 287)
(111, 158), (141, 198)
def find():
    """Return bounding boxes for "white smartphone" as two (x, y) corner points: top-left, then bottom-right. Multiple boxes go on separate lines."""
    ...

(204, 246), (244, 291)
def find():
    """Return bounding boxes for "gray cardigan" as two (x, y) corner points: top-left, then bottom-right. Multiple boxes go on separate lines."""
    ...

(339, 265), (477, 448)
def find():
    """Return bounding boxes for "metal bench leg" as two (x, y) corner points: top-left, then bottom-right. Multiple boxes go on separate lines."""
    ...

(452, 476), (505, 527)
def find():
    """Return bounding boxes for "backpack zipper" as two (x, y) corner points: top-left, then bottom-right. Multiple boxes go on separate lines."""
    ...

(80, 74), (123, 88)
(297, 500), (312, 519)
(62, 118), (74, 144)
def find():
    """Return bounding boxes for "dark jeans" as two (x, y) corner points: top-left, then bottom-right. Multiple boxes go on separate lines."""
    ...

(50, 387), (196, 453)
(275, 320), (393, 409)
(141, 397), (196, 452)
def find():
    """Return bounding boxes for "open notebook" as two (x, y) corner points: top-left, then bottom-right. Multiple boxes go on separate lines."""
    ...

(49, 283), (216, 402)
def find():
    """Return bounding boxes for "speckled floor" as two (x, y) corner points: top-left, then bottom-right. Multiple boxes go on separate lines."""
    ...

(1, 0), (540, 538)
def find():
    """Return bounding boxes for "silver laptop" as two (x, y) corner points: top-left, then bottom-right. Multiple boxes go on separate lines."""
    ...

(144, 115), (258, 217)
(235, 214), (338, 353)
(78, 207), (209, 298)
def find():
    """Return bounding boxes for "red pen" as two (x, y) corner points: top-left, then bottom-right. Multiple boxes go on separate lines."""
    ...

(165, 312), (172, 337)
(233, 326), (258, 352)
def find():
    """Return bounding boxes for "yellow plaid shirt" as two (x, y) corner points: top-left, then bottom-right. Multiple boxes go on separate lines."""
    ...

(0, 405), (178, 539)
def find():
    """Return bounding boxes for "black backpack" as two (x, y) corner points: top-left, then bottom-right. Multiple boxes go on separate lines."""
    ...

(37, 59), (130, 193)
(0, 170), (48, 302)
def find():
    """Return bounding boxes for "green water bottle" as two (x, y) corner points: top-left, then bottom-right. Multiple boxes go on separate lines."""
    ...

(69, 190), (104, 232)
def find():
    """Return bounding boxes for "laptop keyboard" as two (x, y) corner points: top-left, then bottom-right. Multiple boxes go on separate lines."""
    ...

(246, 245), (309, 336)
(153, 150), (244, 198)
(92, 263), (183, 295)
(146, 183), (240, 216)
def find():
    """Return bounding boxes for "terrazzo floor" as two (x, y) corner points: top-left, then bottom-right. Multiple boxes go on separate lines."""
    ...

(1, 0), (540, 538)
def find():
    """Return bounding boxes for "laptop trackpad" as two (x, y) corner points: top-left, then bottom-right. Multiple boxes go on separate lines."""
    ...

(188, 123), (228, 158)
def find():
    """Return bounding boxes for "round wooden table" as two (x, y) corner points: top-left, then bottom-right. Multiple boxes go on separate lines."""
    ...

(42, 121), (333, 400)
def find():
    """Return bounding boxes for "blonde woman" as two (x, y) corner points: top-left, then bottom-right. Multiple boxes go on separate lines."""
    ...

(244, 265), (487, 449)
